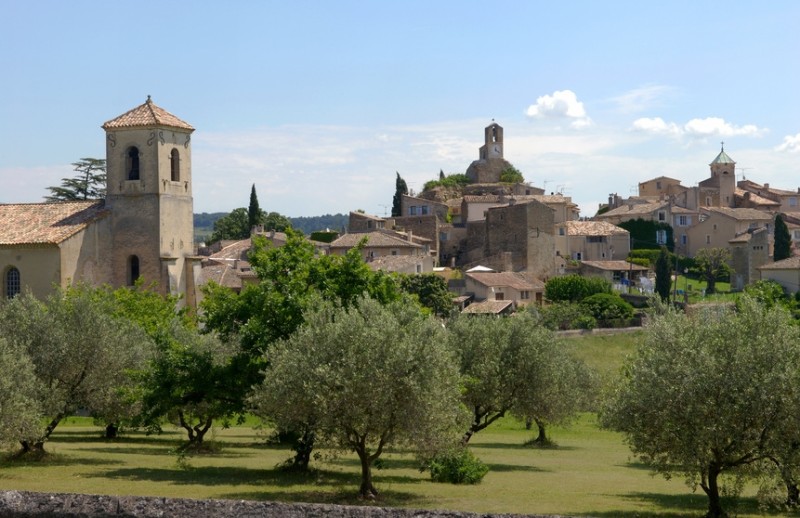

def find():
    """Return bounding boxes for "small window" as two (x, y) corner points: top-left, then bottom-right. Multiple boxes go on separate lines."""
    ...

(521, 291), (530, 300)
(681, 234), (687, 245)
(128, 255), (140, 286)
(170, 148), (180, 181)
(558, 227), (565, 236)
(5, 267), (20, 298)
(127, 147), (140, 180)
(706, 196), (712, 206)
(495, 292), (504, 301)
(706, 235), (711, 245)
(421, 205), (429, 215)
(658, 211), (666, 222)
(409, 206), (417, 216)
(678, 215), (688, 226)
(656, 181), (662, 190)
(656, 230), (667, 245)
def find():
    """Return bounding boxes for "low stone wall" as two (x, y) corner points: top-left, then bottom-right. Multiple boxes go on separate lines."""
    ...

(0, 490), (577, 518)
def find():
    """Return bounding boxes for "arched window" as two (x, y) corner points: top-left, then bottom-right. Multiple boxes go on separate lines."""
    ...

(128, 255), (140, 286)
(127, 147), (140, 180)
(5, 267), (20, 298)
(170, 148), (180, 182)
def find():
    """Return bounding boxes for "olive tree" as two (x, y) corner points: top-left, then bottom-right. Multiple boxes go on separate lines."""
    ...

(450, 312), (587, 445)
(0, 287), (154, 452)
(601, 297), (800, 518)
(0, 337), (41, 447)
(249, 297), (467, 498)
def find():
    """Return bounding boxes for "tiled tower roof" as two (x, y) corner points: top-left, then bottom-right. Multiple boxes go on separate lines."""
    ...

(102, 96), (194, 131)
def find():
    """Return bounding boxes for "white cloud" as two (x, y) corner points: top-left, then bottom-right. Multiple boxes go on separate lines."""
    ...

(611, 85), (674, 114)
(684, 117), (765, 137)
(632, 116), (766, 139)
(776, 133), (800, 153)
(632, 117), (682, 137)
(525, 90), (592, 129)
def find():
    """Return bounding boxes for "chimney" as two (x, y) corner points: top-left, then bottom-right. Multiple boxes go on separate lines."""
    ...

(407, 230), (413, 243)
(764, 183), (770, 190)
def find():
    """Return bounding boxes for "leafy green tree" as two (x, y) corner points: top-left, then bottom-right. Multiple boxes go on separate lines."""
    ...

(248, 184), (262, 231)
(209, 207), (250, 242)
(263, 211), (291, 232)
(45, 158), (106, 201)
(654, 246), (672, 301)
(743, 279), (787, 308)
(398, 273), (454, 317)
(249, 297), (467, 497)
(135, 325), (244, 448)
(601, 298), (800, 518)
(774, 214), (792, 262)
(545, 274), (611, 302)
(449, 312), (585, 445)
(202, 229), (404, 467)
(694, 247), (731, 295)
(392, 171), (408, 217)
(0, 337), (41, 447)
(423, 173), (471, 191)
(0, 286), (153, 452)
(499, 165), (524, 183)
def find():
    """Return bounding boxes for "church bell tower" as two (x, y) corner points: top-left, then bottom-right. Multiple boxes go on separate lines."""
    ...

(102, 96), (196, 300)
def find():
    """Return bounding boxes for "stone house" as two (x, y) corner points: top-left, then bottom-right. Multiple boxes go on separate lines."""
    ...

(328, 229), (433, 272)
(685, 207), (773, 258)
(464, 270), (544, 307)
(738, 180), (800, 213)
(758, 256), (800, 294)
(579, 260), (650, 290)
(564, 221), (630, 262)
(729, 227), (770, 290)
(596, 200), (671, 226)
(1, 97), (200, 306)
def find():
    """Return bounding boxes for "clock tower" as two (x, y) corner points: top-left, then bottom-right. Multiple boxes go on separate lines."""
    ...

(479, 122), (504, 159)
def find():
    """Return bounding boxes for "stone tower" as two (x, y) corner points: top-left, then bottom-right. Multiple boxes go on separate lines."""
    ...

(466, 122), (514, 183)
(101, 97), (196, 299)
(710, 144), (736, 208)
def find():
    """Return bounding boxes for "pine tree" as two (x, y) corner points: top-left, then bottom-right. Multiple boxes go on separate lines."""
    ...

(391, 172), (408, 217)
(774, 213), (792, 261)
(45, 158), (106, 201)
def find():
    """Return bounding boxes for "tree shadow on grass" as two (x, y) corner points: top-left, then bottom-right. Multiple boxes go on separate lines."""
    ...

(1, 452), (121, 468)
(585, 491), (779, 518)
(472, 441), (579, 451)
(484, 462), (549, 473)
(88, 465), (423, 489)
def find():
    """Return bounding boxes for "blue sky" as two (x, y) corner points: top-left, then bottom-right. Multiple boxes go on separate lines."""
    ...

(2, 1), (798, 217)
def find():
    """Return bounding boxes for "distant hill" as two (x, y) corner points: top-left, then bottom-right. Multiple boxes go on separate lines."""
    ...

(194, 212), (348, 242)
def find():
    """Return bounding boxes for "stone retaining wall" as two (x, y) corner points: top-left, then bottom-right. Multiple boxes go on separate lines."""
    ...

(0, 490), (577, 518)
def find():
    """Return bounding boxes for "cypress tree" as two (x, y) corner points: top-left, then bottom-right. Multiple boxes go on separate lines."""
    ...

(654, 246), (672, 301)
(391, 172), (408, 217)
(774, 214), (792, 261)
(248, 184), (262, 231)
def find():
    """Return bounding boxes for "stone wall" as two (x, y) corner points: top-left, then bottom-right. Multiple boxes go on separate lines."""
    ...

(0, 491), (571, 518)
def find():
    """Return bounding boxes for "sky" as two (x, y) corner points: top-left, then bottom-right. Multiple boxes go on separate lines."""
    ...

(1, 1), (799, 218)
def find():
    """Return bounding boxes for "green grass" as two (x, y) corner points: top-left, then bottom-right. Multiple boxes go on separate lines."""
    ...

(0, 416), (788, 517)
(0, 333), (793, 517)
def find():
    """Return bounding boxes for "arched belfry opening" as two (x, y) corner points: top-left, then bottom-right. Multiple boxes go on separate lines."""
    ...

(127, 147), (140, 180)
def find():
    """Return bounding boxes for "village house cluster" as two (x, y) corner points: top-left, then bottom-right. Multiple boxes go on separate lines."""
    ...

(1, 100), (798, 311)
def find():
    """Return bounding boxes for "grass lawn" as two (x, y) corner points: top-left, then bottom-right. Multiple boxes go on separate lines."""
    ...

(0, 333), (794, 517)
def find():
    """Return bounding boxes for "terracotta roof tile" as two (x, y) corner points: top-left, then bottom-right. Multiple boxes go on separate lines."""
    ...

(596, 201), (667, 219)
(466, 271), (544, 291)
(758, 256), (800, 270)
(0, 201), (108, 245)
(582, 260), (649, 271)
(567, 220), (629, 236)
(102, 97), (194, 131)
(462, 300), (513, 314)
(703, 207), (773, 221)
(330, 231), (422, 249)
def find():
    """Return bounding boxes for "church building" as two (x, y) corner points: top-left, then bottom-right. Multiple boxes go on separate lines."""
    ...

(0, 97), (200, 305)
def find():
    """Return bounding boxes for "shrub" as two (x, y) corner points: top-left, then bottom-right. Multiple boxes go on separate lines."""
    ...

(537, 302), (596, 331)
(423, 173), (471, 191)
(581, 293), (634, 325)
(545, 275), (611, 303)
(427, 447), (489, 484)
